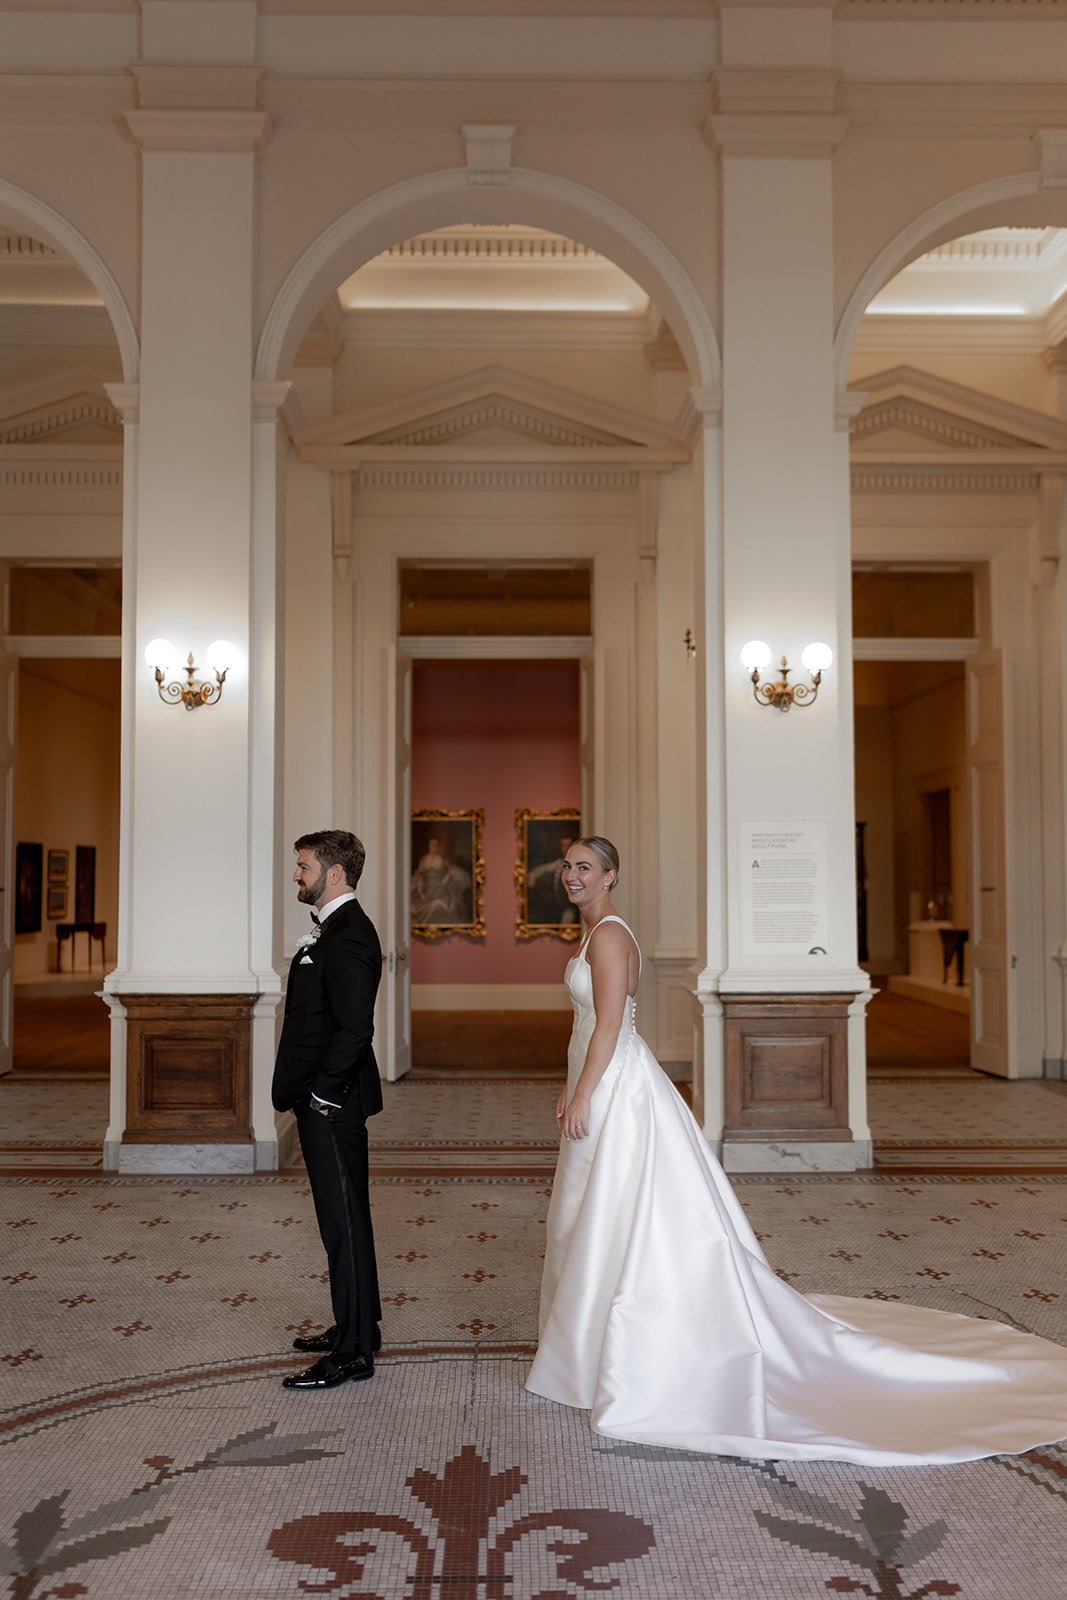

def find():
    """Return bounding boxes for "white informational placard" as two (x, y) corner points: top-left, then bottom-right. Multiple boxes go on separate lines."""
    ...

(739, 820), (829, 958)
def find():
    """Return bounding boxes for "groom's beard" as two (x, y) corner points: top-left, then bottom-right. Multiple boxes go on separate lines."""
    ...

(297, 865), (327, 906)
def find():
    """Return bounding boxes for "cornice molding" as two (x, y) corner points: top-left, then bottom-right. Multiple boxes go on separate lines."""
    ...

(705, 112), (849, 159)
(295, 363), (690, 463)
(354, 466), (641, 491)
(0, 73), (131, 126)
(838, 0), (1067, 17)
(130, 61), (263, 113)
(849, 363), (1067, 451)
(712, 67), (840, 117)
(124, 108), (271, 153)
(838, 80), (1067, 137)
(0, 444), (123, 490)
(338, 306), (655, 352)
(0, 362), (124, 442)
(851, 467), (1040, 493)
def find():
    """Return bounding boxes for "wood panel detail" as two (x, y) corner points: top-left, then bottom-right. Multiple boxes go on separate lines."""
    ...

(723, 993), (851, 1142)
(123, 993), (255, 1143)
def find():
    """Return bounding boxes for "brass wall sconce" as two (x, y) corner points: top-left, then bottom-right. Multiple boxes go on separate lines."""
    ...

(144, 638), (239, 710)
(740, 640), (833, 711)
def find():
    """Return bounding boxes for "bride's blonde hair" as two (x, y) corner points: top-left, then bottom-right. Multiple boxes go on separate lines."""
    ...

(573, 835), (620, 890)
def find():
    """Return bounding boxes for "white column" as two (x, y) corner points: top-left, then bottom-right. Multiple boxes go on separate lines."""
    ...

(103, 3), (280, 1171)
(707, 7), (871, 1168)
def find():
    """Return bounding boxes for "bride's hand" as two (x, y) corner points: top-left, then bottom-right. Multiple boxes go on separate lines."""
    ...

(555, 1086), (568, 1126)
(561, 1093), (591, 1142)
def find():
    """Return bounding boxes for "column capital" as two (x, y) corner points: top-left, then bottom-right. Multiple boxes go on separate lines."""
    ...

(676, 386), (723, 443)
(103, 381), (140, 425)
(705, 112), (848, 160)
(835, 390), (867, 434)
(252, 379), (293, 425)
(124, 108), (271, 153)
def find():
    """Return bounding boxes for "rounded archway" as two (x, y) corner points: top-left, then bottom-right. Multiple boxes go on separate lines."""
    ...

(256, 166), (720, 391)
(0, 178), (139, 381)
(834, 172), (1067, 386)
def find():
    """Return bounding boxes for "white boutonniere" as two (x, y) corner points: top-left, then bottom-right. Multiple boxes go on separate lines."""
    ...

(295, 925), (322, 954)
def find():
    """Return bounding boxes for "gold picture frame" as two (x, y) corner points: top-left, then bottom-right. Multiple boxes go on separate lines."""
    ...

(514, 808), (582, 941)
(411, 808), (486, 939)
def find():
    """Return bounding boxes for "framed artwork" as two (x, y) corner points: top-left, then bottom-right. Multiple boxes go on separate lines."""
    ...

(411, 809), (485, 939)
(47, 885), (67, 920)
(514, 809), (582, 941)
(47, 849), (68, 882)
(75, 844), (96, 925)
(15, 842), (42, 935)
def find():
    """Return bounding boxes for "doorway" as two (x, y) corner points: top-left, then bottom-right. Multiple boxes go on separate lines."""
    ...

(409, 657), (581, 1073)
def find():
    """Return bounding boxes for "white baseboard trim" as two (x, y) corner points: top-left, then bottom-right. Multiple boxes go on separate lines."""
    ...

(412, 983), (569, 1011)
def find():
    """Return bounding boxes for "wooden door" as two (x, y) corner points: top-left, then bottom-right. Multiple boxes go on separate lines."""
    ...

(967, 648), (1010, 1077)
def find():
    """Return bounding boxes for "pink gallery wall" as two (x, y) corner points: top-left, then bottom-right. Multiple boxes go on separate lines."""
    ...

(411, 660), (580, 984)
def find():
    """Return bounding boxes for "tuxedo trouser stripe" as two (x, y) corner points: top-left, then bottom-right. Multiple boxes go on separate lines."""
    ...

(330, 1119), (367, 1353)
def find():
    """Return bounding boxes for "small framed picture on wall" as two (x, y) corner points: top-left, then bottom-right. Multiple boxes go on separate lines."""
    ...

(514, 809), (582, 941)
(47, 849), (68, 882)
(47, 885), (67, 920)
(411, 809), (485, 939)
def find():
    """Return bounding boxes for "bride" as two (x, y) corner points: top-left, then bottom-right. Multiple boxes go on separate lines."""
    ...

(525, 835), (1067, 1465)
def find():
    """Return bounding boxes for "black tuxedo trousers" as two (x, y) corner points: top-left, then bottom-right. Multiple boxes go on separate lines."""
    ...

(272, 898), (384, 1356)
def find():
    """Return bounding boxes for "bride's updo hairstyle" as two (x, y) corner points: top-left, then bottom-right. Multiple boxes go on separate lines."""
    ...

(573, 835), (620, 891)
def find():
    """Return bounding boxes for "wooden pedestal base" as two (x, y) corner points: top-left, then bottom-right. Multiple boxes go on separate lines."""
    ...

(722, 993), (851, 1143)
(122, 993), (256, 1145)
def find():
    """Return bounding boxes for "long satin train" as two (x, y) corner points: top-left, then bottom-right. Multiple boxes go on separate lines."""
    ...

(526, 917), (1067, 1465)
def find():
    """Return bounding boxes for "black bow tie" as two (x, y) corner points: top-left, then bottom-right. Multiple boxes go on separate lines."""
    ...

(310, 912), (320, 926)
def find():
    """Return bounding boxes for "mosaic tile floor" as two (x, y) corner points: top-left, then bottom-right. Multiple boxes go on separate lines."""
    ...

(5, 1066), (1067, 1598)
(3, 1168), (1067, 1599)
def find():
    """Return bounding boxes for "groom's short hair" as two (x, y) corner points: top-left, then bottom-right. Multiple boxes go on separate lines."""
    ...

(294, 829), (366, 889)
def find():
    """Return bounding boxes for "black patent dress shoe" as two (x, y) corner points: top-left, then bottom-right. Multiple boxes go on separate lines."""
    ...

(282, 1352), (374, 1390)
(292, 1325), (337, 1353)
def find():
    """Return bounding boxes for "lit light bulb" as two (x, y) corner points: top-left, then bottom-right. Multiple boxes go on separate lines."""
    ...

(801, 642), (833, 674)
(740, 640), (772, 674)
(144, 637), (176, 673)
(206, 640), (240, 676)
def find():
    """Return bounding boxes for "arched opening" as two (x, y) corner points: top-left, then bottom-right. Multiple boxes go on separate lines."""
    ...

(839, 183), (1067, 1163)
(262, 184), (715, 1090)
(0, 184), (137, 1171)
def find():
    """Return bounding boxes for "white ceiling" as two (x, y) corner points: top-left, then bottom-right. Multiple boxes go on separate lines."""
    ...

(868, 227), (1067, 319)
(336, 225), (650, 315)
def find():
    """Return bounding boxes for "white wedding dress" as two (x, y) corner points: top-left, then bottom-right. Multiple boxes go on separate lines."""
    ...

(525, 916), (1067, 1465)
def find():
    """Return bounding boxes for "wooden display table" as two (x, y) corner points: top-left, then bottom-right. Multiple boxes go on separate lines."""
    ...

(56, 922), (107, 972)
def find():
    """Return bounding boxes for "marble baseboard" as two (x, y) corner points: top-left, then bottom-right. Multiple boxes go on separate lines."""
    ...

(117, 1142), (256, 1175)
(721, 1139), (873, 1174)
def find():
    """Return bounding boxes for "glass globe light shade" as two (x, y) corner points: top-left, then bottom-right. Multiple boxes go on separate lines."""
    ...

(801, 642), (833, 674)
(143, 637), (176, 673)
(206, 640), (240, 676)
(740, 639), (772, 674)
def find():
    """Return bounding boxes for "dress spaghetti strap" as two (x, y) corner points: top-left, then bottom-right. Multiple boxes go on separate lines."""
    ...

(580, 914), (642, 982)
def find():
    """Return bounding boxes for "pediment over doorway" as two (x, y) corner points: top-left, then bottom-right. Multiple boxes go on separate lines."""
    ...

(0, 363), (123, 445)
(292, 364), (689, 469)
(849, 366), (1067, 457)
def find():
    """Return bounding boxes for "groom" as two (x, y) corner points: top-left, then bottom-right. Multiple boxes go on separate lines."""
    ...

(272, 829), (384, 1390)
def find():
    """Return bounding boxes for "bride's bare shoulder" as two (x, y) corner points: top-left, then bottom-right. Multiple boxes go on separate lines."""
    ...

(587, 918), (633, 963)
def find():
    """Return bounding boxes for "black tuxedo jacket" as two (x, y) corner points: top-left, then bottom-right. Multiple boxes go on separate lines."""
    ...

(272, 897), (384, 1117)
